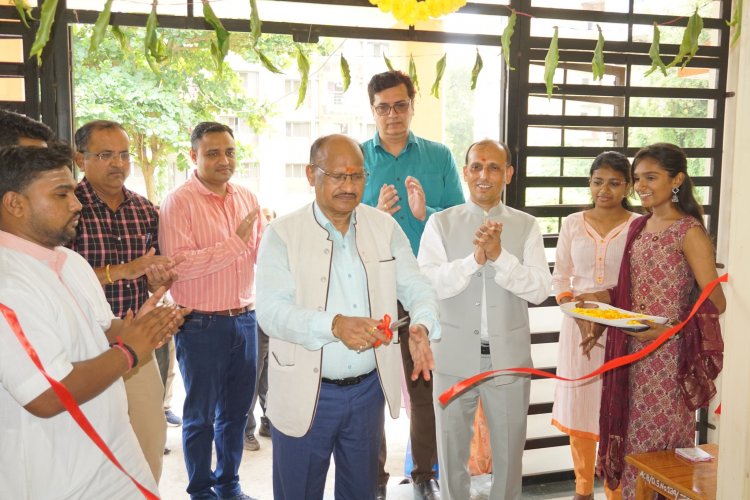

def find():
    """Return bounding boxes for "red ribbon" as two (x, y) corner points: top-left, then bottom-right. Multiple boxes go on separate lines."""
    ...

(0, 304), (160, 500)
(373, 313), (393, 347)
(439, 273), (729, 406)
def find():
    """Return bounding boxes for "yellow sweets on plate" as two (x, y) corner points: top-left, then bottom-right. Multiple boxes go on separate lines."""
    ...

(571, 307), (647, 320)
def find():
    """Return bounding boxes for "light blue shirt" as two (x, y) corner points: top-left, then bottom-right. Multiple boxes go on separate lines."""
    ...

(256, 202), (441, 379)
(362, 130), (465, 255)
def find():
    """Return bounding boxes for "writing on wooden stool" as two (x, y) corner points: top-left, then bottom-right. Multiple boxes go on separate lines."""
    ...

(639, 471), (689, 499)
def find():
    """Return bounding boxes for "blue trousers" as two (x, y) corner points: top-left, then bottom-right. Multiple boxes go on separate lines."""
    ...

(272, 371), (385, 500)
(175, 311), (257, 500)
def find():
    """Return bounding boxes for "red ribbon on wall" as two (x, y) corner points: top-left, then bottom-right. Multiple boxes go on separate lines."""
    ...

(438, 273), (729, 406)
(0, 304), (160, 500)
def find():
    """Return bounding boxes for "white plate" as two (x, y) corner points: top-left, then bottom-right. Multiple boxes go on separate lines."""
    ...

(559, 301), (668, 331)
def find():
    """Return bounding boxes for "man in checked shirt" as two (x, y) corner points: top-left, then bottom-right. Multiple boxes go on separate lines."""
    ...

(68, 120), (180, 484)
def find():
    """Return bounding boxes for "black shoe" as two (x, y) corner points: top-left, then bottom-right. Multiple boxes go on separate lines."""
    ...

(258, 416), (271, 437)
(375, 483), (387, 500)
(413, 478), (440, 500)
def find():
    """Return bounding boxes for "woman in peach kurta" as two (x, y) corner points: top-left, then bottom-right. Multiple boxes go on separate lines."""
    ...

(551, 152), (638, 500)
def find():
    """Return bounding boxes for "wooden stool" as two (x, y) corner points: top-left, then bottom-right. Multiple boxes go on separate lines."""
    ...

(625, 443), (718, 500)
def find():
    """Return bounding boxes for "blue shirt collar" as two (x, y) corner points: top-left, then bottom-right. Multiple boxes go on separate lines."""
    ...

(312, 202), (357, 240)
(372, 130), (418, 154)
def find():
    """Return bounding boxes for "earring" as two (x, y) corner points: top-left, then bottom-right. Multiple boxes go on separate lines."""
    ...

(671, 186), (680, 203)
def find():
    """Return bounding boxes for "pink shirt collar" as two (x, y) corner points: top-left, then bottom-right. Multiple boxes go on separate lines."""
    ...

(0, 230), (67, 275)
(188, 170), (236, 197)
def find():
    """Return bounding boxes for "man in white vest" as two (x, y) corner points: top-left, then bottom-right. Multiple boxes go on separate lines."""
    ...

(417, 139), (552, 500)
(256, 134), (440, 500)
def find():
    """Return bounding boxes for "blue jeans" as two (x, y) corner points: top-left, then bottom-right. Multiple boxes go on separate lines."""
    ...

(175, 310), (257, 500)
(271, 371), (385, 500)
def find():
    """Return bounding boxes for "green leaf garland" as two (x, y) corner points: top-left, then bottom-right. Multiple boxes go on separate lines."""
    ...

(592, 24), (605, 81)
(29, 0), (60, 64)
(501, 9), (517, 71)
(431, 53), (447, 98)
(727, 0), (743, 47)
(296, 45), (310, 109)
(668, 8), (703, 68)
(384, 54), (395, 71)
(88, 0), (113, 58)
(408, 54), (420, 93)
(470, 48), (483, 90)
(13, 0), (35, 29)
(544, 26), (559, 99)
(340, 53), (351, 92)
(644, 22), (668, 77)
(202, 0), (231, 75)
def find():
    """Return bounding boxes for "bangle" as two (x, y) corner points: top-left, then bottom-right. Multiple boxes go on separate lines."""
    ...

(109, 336), (139, 369)
(556, 291), (573, 304)
(331, 314), (343, 339)
(105, 264), (114, 284)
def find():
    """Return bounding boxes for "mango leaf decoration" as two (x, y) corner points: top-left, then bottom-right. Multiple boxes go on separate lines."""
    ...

(470, 48), (483, 90)
(430, 53), (447, 99)
(29, 0), (60, 64)
(202, 0), (230, 75)
(340, 53), (351, 92)
(88, 0), (114, 58)
(544, 26), (559, 99)
(591, 24), (605, 81)
(13, 0), (35, 29)
(726, 0), (743, 47)
(408, 54), (420, 94)
(296, 45), (310, 109)
(256, 50), (283, 74)
(644, 22), (668, 77)
(668, 8), (703, 68)
(249, 0), (262, 46)
(145, 2), (168, 77)
(111, 25), (128, 52)
(501, 9), (517, 71)
(384, 53), (395, 71)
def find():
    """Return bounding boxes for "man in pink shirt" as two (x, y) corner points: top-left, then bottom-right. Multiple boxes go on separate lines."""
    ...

(159, 122), (263, 500)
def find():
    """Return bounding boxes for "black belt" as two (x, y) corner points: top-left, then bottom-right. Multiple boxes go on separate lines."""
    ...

(322, 370), (376, 386)
(481, 343), (491, 355)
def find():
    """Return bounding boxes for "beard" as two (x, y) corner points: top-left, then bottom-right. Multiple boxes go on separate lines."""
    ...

(28, 211), (80, 248)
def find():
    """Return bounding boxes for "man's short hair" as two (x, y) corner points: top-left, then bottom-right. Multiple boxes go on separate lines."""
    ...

(0, 144), (74, 199)
(465, 139), (513, 166)
(74, 120), (127, 152)
(367, 71), (416, 105)
(0, 109), (54, 147)
(190, 122), (234, 150)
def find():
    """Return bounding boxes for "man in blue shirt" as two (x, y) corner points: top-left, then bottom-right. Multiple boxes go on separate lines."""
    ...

(361, 70), (465, 500)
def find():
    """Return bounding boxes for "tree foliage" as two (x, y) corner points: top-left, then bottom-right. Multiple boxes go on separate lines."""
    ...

(73, 26), (297, 202)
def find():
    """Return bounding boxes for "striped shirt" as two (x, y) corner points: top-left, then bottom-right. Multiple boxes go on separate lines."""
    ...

(69, 178), (159, 317)
(158, 171), (263, 311)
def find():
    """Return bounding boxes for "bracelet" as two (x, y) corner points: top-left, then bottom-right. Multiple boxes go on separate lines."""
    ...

(556, 291), (573, 304)
(331, 314), (343, 339)
(105, 264), (114, 284)
(109, 336), (139, 369)
(110, 344), (133, 371)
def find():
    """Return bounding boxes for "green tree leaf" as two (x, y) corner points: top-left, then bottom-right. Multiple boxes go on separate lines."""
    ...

(644, 22), (668, 77)
(667, 8), (703, 68)
(408, 53), (420, 94)
(296, 45), (310, 109)
(592, 24), (605, 81)
(501, 9), (517, 71)
(13, 0), (35, 29)
(111, 25), (128, 52)
(202, 0), (230, 75)
(88, 0), (113, 58)
(726, 0), (743, 47)
(384, 54), (395, 71)
(340, 53), (351, 92)
(470, 48), (483, 90)
(29, 0), (60, 64)
(430, 53), (447, 99)
(544, 26), (559, 99)
(249, 0), (262, 47)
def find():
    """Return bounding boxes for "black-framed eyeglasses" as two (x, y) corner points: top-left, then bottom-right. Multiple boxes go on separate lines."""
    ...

(373, 100), (411, 116)
(314, 165), (368, 185)
(83, 150), (132, 163)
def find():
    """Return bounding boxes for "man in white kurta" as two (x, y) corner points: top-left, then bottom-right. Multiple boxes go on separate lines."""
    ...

(0, 145), (177, 499)
(417, 140), (552, 500)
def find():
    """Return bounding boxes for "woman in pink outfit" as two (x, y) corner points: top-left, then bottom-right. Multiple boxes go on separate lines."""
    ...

(551, 151), (638, 500)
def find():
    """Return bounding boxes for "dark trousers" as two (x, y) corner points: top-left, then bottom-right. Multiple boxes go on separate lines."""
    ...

(378, 301), (438, 485)
(272, 371), (385, 500)
(175, 311), (257, 500)
(245, 326), (269, 435)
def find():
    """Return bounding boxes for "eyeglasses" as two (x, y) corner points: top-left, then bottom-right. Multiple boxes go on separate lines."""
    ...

(373, 100), (411, 116)
(83, 150), (132, 163)
(590, 179), (626, 189)
(314, 165), (368, 185)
